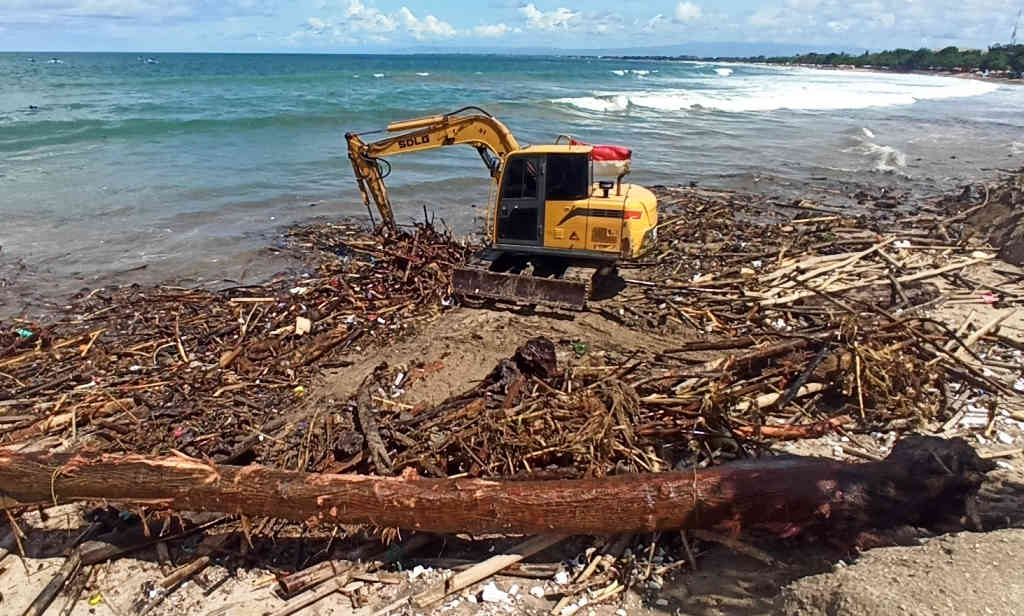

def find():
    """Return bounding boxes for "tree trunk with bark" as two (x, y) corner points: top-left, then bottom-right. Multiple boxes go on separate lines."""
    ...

(0, 436), (993, 537)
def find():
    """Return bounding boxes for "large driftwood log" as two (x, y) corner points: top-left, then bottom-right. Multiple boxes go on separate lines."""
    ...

(0, 436), (993, 536)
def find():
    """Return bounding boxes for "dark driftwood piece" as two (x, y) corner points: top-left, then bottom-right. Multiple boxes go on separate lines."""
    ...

(0, 437), (993, 537)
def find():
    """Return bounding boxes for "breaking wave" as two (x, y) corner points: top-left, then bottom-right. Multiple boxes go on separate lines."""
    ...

(714, 68), (733, 76)
(552, 94), (630, 112)
(552, 72), (999, 114)
(846, 127), (907, 173)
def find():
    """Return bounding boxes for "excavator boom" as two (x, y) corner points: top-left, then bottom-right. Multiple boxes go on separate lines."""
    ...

(345, 106), (520, 233)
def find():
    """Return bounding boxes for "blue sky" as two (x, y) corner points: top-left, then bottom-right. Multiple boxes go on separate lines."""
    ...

(0, 0), (1020, 52)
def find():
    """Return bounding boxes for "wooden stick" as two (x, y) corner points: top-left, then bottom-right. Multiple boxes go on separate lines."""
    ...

(160, 556), (211, 590)
(954, 310), (1020, 361)
(412, 534), (567, 608)
(733, 415), (851, 440)
(734, 383), (826, 412)
(691, 530), (776, 566)
(21, 550), (82, 616)
(979, 448), (1022, 460)
(268, 576), (352, 616)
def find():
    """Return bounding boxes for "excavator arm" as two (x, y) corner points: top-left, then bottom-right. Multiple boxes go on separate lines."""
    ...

(345, 106), (520, 233)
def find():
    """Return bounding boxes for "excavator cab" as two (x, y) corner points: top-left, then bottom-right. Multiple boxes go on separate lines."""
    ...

(491, 147), (657, 262)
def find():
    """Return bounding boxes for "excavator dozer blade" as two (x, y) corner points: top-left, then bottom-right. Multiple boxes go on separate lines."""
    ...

(452, 268), (588, 311)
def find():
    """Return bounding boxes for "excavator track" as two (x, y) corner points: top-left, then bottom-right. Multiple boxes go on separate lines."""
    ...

(452, 267), (590, 311)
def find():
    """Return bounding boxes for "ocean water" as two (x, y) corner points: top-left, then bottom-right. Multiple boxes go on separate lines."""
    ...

(1, 52), (1023, 305)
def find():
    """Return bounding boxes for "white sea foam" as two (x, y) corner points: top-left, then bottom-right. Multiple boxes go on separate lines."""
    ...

(1011, 141), (1024, 156)
(416, 72), (430, 76)
(553, 95), (629, 112)
(714, 68), (733, 77)
(611, 69), (654, 77)
(373, 73), (385, 78)
(553, 71), (1000, 114)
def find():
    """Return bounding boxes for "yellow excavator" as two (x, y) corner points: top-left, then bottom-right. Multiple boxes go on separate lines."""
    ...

(345, 106), (658, 309)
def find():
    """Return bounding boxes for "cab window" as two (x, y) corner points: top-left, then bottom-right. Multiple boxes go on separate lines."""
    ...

(502, 157), (539, 200)
(545, 154), (588, 201)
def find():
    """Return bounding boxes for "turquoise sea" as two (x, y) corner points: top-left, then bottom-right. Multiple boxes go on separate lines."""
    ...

(1, 52), (1023, 311)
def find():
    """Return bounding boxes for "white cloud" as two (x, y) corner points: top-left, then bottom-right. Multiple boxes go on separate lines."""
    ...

(472, 23), (510, 37)
(674, 2), (702, 22)
(644, 13), (668, 31)
(344, 0), (397, 33)
(875, 13), (896, 28)
(397, 6), (456, 40)
(293, 1), (457, 44)
(518, 3), (579, 30)
(306, 17), (329, 32)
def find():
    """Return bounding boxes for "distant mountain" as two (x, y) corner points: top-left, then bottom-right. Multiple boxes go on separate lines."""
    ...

(396, 42), (865, 58)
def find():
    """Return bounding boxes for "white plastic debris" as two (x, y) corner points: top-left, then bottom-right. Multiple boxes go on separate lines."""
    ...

(289, 286), (309, 295)
(295, 316), (312, 336)
(1014, 377), (1024, 393)
(961, 405), (991, 428)
(655, 598), (670, 607)
(529, 586), (545, 598)
(408, 565), (428, 581)
(554, 570), (570, 585)
(560, 604), (580, 616)
(481, 582), (511, 604)
(894, 240), (911, 249)
(507, 584), (520, 598)
(997, 431), (1014, 445)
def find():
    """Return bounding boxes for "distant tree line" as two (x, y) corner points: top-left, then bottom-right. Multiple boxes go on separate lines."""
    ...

(612, 45), (1024, 76)
(750, 45), (1024, 76)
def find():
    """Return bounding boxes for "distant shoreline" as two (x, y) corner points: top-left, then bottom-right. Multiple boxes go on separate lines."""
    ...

(760, 62), (1024, 86)
(593, 54), (1023, 86)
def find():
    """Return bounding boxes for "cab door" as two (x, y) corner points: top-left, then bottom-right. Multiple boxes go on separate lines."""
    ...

(543, 154), (591, 252)
(496, 155), (544, 245)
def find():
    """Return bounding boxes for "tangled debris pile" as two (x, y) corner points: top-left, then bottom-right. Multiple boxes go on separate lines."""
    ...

(2, 171), (1024, 616)
(0, 221), (470, 465)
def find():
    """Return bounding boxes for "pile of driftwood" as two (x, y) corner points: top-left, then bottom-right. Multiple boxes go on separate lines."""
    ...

(1, 173), (1023, 615)
(0, 221), (470, 465)
(607, 184), (1021, 335)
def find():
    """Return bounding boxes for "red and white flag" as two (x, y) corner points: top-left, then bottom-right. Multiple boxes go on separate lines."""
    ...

(571, 139), (632, 178)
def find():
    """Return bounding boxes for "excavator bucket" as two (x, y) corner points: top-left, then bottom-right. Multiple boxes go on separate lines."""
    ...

(452, 268), (588, 311)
